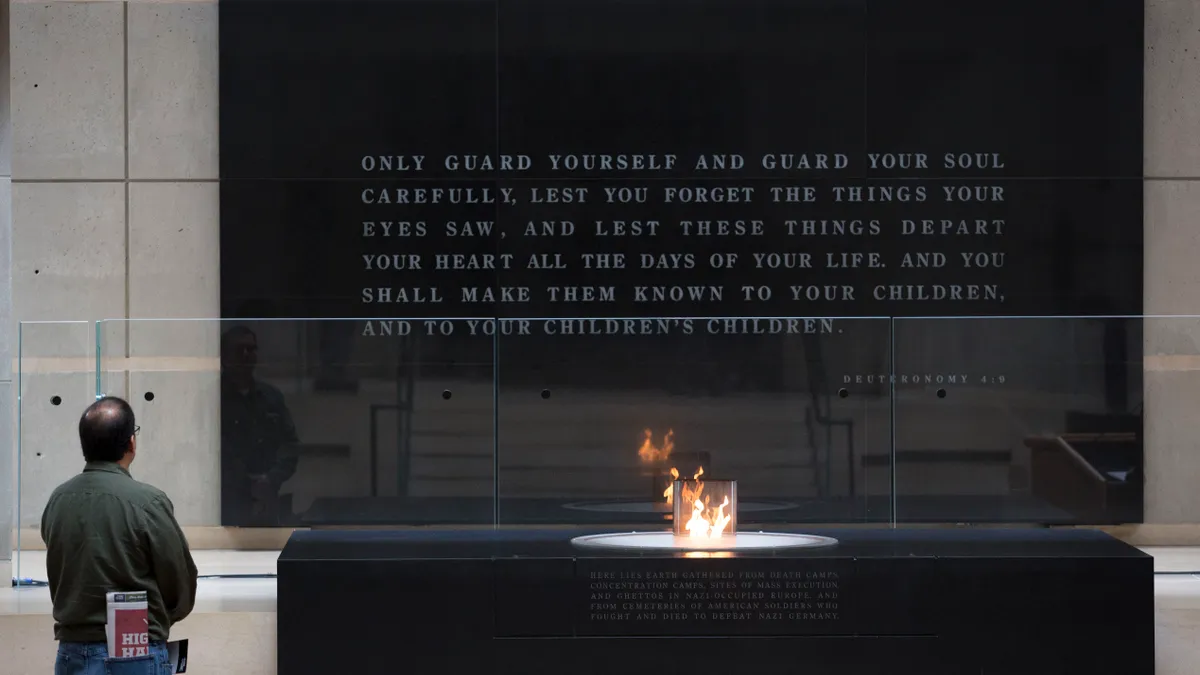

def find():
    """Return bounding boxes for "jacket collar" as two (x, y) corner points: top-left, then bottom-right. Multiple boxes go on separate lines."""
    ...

(83, 461), (131, 478)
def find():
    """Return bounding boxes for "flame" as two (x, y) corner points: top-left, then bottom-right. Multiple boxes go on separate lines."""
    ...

(664, 466), (703, 506)
(663, 468), (679, 504)
(638, 428), (674, 463)
(685, 494), (731, 539)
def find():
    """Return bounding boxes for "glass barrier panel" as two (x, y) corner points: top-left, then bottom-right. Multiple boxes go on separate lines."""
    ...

(96, 318), (496, 527)
(892, 316), (1143, 524)
(496, 317), (894, 527)
(16, 320), (95, 583)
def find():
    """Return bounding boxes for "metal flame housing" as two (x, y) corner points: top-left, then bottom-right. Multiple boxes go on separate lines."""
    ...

(672, 478), (737, 537)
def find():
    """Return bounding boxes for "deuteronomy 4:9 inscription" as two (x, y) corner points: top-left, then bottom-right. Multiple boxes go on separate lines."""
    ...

(219, 0), (1142, 322)
(352, 152), (1012, 313)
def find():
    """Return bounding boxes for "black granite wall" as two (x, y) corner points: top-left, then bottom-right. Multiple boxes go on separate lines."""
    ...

(218, 0), (1144, 527)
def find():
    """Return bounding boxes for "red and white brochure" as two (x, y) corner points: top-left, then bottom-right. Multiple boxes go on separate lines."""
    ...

(105, 591), (150, 658)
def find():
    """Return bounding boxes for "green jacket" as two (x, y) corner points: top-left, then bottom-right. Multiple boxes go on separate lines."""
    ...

(41, 462), (198, 643)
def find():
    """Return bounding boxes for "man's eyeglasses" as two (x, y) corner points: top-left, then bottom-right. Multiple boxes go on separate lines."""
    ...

(133, 426), (141, 437)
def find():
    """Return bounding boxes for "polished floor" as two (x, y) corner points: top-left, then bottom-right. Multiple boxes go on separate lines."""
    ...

(1, 550), (279, 674)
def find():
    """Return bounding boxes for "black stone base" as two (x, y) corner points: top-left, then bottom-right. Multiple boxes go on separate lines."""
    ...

(277, 528), (1153, 675)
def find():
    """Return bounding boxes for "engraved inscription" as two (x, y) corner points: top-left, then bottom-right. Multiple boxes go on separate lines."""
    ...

(585, 568), (841, 626)
(355, 151), (1012, 320)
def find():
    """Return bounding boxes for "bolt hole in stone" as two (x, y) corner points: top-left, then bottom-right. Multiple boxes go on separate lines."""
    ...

(837, 388), (849, 399)
(936, 388), (947, 399)
(50, 395), (62, 406)
(34, 269), (39, 275)
(144, 392), (155, 402)
(541, 389), (551, 399)
(442, 389), (452, 400)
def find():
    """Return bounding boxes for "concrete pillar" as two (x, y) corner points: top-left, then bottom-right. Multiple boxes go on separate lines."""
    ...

(1143, 0), (1200, 525)
(0, 0), (12, 583)
(5, 0), (219, 545)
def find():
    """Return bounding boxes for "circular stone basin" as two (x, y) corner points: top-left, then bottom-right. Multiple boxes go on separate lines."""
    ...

(570, 531), (838, 552)
(562, 500), (796, 514)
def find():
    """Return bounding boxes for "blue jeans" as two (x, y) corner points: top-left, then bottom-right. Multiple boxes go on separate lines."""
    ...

(55, 642), (171, 675)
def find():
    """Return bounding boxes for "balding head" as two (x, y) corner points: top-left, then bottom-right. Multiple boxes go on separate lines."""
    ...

(78, 397), (137, 463)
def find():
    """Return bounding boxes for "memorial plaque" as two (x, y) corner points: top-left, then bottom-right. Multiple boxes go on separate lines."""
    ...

(577, 558), (848, 637)
(219, 0), (1144, 527)
(572, 555), (937, 638)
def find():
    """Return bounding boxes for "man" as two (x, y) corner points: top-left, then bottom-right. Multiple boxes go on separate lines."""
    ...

(42, 397), (198, 674)
(220, 325), (299, 525)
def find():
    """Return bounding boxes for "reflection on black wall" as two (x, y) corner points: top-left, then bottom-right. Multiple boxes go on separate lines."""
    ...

(218, 0), (1144, 527)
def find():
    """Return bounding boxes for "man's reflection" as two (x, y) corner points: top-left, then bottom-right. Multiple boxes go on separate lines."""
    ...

(220, 326), (299, 526)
